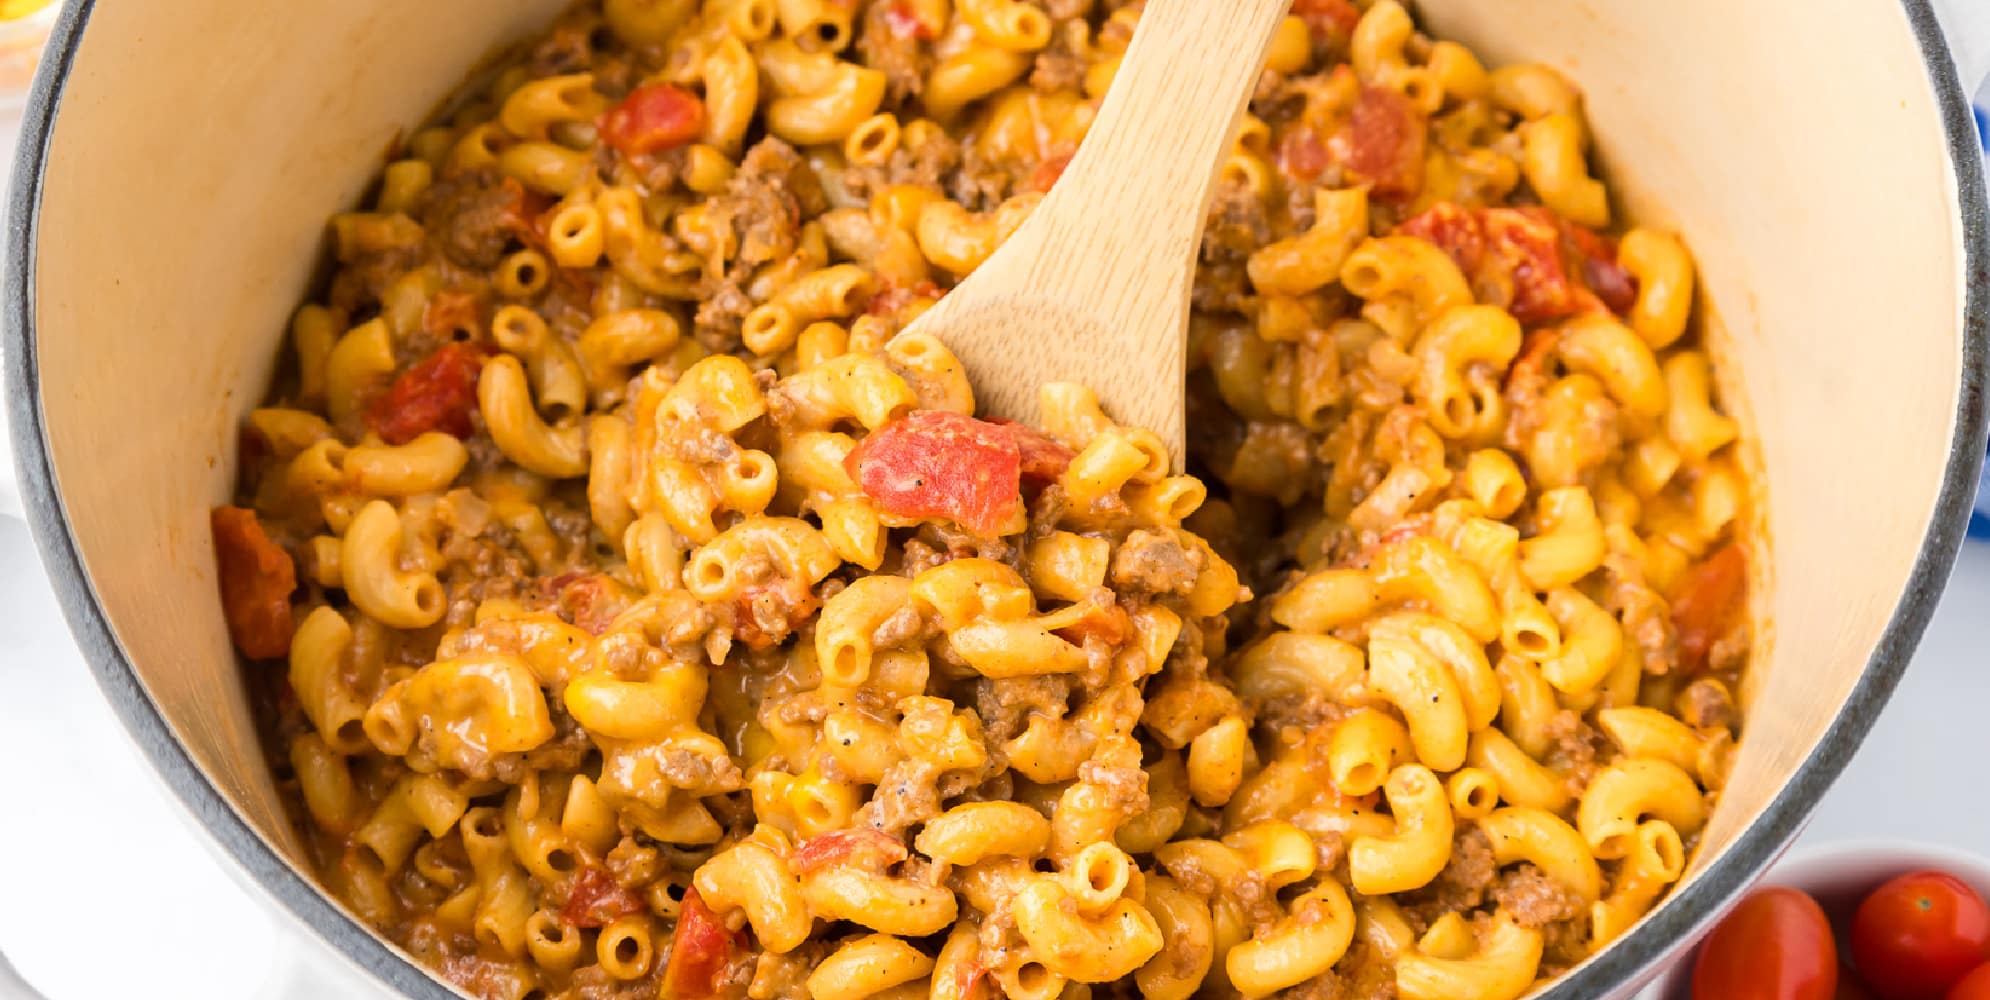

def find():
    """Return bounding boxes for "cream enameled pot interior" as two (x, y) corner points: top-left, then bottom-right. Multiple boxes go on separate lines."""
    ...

(11, 1), (1981, 997)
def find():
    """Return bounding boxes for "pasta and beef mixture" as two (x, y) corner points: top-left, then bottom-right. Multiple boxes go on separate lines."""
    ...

(212, 0), (1755, 997)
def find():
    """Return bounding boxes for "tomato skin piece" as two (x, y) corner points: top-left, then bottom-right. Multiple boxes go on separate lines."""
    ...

(211, 506), (298, 660)
(1853, 872), (1990, 1000)
(1394, 201), (1486, 274)
(1292, 0), (1361, 42)
(560, 866), (646, 929)
(845, 410), (1025, 538)
(661, 887), (748, 1000)
(1672, 543), (1748, 674)
(952, 961), (991, 1000)
(1329, 86), (1427, 199)
(1944, 963), (1990, 1000)
(1277, 125), (1329, 182)
(1029, 152), (1074, 193)
(366, 342), (487, 445)
(881, 1), (935, 40)
(1053, 602), (1130, 649)
(790, 828), (908, 875)
(1692, 887), (1838, 1000)
(600, 83), (707, 157)
(982, 417), (1075, 487)
(546, 571), (633, 636)
(1482, 207), (1577, 325)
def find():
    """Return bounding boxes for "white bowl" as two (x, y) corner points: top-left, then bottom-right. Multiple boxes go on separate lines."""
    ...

(1640, 839), (1990, 999)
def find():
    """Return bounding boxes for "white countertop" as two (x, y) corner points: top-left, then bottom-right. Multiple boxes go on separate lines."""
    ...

(2, 520), (1990, 998)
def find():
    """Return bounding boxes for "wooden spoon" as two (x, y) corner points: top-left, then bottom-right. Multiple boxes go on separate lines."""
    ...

(903, 0), (1294, 466)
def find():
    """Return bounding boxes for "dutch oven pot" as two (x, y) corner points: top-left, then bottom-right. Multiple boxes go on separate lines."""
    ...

(5, 1), (1989, 997)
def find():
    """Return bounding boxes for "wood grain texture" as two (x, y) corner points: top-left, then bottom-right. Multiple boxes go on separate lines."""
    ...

(903, 0), (1291, 465)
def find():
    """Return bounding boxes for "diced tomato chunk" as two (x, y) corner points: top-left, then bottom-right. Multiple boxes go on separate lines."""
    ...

(1276, 125), (1330, 182)
(661, 888), (748, 1000)
(882, 1), (935, 41)
(1394, 201), (1486, 275)
(560, 867), (647, 929)
(983, 417), (1076, 488)
(366, 342), (487, 445)
(600, 84), (707, 158)
(211, 506), (297, 660)
(790, 828), (908, 875)
(845, 410), (1024, 538)
(1481, 207), (1576, 325)
(1672, 543), (1747, 674)
(1029, 152), (1074, 193)
(1329, 86), (1427, 200)
(1292, 0), (1361, 42)
(1402, 202), (1637, 322)
(550, 572), (633, 636)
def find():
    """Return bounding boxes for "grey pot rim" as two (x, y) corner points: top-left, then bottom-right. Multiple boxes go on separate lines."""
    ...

(4, 1), (1985, 996)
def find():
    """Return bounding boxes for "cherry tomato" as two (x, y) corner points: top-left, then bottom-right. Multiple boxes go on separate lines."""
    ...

(1945, 963), (1990, 1000)
(1693, 887), (1838, 1000)
(1853, 872), (1990, 1000)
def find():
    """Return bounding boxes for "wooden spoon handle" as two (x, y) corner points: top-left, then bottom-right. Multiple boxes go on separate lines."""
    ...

(1011, 0), (1294, 286)
(904, 0), (1292, 461)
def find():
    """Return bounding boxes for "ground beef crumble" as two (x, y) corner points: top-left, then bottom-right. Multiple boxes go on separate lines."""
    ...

(973, 675), (1073, 742)
(1111, 529), (1203, 595)
(1404, 826), (1496, 924)
(420, 169), (527, 271)
(1678, 677), (1738, 730)
(1491, 864), (1584, 928)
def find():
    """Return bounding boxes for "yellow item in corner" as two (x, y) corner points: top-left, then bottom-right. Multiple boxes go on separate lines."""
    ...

(0, 0), (53, 18)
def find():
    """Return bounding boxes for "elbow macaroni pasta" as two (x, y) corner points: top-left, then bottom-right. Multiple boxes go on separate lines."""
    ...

(212, 1), (1756, 997)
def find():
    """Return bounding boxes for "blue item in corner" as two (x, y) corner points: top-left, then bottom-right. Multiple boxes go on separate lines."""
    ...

(1973, 459), (1990, 540)
(1971, 96), (1989, 541)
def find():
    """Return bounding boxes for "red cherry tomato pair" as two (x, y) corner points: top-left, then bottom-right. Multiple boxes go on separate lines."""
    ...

(1693, 872), (1990, 1000)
